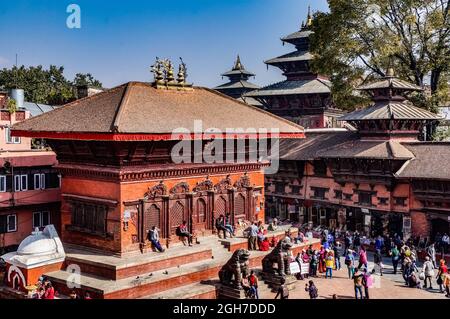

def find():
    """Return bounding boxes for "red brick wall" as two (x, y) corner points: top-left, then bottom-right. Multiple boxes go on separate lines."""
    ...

(411, 211), (430, 238)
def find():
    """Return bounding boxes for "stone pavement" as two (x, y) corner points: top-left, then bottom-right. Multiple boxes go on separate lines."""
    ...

(257, 252), (449, 300)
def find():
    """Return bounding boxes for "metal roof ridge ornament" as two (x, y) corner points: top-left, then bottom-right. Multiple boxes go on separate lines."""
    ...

(151, 57), (192, 90)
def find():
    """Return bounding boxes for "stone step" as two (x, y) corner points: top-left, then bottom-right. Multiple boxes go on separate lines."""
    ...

(63, 236), (221, 280)
(142, 281), (218, 299)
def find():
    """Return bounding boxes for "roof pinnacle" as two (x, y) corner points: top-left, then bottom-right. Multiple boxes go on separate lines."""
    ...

(233, 55), (243, 71)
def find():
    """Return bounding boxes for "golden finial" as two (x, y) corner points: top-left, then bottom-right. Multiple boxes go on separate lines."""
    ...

(233, 55), (243, 70)
(306, 6), (313, 27)
(164, 59), (175, 83)
(177, 58), (186, 84)
(151, 57), (164, 84)
(386, 68), (395, 77)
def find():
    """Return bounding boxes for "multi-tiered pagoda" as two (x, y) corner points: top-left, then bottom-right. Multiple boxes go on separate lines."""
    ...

(265, 68), (445, 240)
(214, 55), (261, 106)
(245, 8), (344, 128)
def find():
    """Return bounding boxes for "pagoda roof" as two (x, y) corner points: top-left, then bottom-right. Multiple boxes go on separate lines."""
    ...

(340, 101), (442, 121)
(245, 78), (331, 97)
(12, 81), (304, 141)
(278, 130), (356, 161)
(265, 50), (313, 65)
(396, 142), (450, 180)
(318, 139), (414, 160)
(221, 69), (255, 77)
(358, 76), (423, 92)
(281, 30), (314, 43)
(214, 80), (260, 91)
(221, 55), (255, 77)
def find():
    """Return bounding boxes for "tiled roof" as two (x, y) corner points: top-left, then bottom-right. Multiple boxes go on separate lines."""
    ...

(396, 143), (450, 180)
(281, 30), (314, 42)
(12, 82), (304, 138)
(277, 131), (357, 161)
(221, 69), (255, 77)
(340, 101), (442, 121)
(245, 79), (331, 97)
(265, 51), (313, 65)
(358, 77), (423, 91)
(214, 80), (260, 90)
(318, 139), (415, 160)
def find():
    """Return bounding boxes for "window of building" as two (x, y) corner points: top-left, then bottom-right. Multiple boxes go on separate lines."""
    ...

(14, 174), (28, 192)
(359, 192), (373, 206)
(275, 182), (286, 194)
(5, 127), (20, 144)
(0, 175), (6, 192)
(70, 202), (108, 235)
(378, 197), (389, 205)
(34, 173), (46, 190)
(343, 193), (353, 201)
(334, 190), (343, 199)
(33, 211), (50, 229)
(394, 197), (407, 207)
(291, 185), (301, 194)
(311, 187), (328, 200)
(313, 161), (327, 176)
(0, 214), (17, 233)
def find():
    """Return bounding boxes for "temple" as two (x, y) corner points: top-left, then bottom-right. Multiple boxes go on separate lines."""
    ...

(265, 69), (448, 242)
(214, 55), (261, 107)
(245, 7), (344, 128)
(0, 59), (311, 298)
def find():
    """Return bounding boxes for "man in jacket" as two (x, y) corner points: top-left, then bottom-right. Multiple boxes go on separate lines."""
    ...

(422, 256), (435, 289)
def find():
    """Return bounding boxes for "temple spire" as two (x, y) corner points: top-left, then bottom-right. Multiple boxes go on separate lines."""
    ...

(233, 55), (243, 71)
(306, 5), (313, 27)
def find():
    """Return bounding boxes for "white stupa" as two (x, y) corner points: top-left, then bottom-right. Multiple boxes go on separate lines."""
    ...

(2, 225), (65, 269)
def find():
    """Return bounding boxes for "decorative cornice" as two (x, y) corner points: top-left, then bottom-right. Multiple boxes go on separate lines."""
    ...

(57, 163), (268, 182)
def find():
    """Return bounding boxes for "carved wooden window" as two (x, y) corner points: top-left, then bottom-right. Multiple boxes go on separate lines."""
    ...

(394, 197), (407, 207)
(334, 190), (343, 199)
(215, 197), (227, 218)
(170, 201), (184, 235)
(71, 202), (107, 235)
(235, 194), (246, 220)
(144, 204), (161, 232)
(358, 192), (373, 206)
(196, 198), (206, 223)
(311, 187), (328, 200)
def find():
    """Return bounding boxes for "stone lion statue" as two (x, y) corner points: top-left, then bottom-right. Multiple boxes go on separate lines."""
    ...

(219, 249), (250, 288)
(262, 238), (293, 277)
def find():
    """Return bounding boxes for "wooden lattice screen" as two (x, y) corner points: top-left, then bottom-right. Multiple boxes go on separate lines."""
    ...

(144, 204), (160, 233)
(170, 201), (184, 235)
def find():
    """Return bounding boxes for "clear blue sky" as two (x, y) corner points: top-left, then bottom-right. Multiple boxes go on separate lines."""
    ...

(0, 0), (329, 88)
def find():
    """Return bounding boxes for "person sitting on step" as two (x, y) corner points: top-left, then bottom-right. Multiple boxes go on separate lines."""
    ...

(148, 226), (165, 252)
(176, 221), (193, 246)
(215, 215), (230, 239)
(224, 213), (235, 237)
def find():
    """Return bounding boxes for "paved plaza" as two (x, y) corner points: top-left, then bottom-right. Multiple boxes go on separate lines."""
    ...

(259, 252), (448, 300)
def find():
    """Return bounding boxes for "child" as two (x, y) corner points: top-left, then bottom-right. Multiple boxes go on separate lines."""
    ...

(305, 280), (318, 299)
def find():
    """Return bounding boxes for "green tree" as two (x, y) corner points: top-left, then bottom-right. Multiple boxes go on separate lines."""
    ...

(73, 73), (103, 88)
(310, 0), (450, 112)
(0, 65), (102, 105)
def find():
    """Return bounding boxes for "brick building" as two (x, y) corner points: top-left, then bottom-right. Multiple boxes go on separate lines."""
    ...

(12, 68), (304, 255)
(0, 89), (60, 253)
(265, 69), (448, 242)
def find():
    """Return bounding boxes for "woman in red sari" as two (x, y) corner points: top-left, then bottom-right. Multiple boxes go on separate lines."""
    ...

(318, 246), (326, 273)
